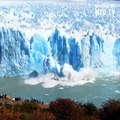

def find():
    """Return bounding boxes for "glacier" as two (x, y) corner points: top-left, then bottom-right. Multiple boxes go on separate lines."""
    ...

(0, 1), (120, 78)
(0, 27), (119, 77)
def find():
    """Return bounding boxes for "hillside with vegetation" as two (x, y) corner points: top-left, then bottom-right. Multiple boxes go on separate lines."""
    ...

(0, 95), (120, 120)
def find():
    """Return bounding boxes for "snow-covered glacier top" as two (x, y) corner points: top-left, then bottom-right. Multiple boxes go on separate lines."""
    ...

(0, 1), (120, 79)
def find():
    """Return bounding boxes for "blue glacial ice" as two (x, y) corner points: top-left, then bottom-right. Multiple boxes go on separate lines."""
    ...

(0, 27), (119, 77)
(0, 1), (120, 78)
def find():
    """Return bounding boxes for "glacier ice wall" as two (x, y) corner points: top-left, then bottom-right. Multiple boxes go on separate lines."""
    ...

(0, 1), (120, 77)
(0, 28), (28, 76)
(0, 27), (119, 77)
(113, 38), (120, 69)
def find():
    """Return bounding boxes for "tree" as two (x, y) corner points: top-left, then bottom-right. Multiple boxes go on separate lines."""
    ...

(84, 103), (98, 116)
(49, 98), (85, 120)
(21, 100), (38, 113)
(30, 110), (56, 120)
(0, 107), (21, 120)
(99, 99), (120, 120)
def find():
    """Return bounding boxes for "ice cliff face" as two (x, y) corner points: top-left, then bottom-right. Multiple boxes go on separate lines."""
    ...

(113, 38), (120, 69)
(0, 27), (119, 77)
(0, 1), (120, 77)
(0, 28), (30, 76)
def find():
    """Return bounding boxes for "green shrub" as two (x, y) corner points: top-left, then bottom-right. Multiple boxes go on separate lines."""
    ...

(21, 100), (38, 113)
(84, 102), (98, 116)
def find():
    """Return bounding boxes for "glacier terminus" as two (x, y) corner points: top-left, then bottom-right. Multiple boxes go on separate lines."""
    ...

(0, 1), (120, 80)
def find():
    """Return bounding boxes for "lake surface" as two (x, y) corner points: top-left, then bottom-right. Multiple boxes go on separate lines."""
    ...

(0, 76), (120, 107)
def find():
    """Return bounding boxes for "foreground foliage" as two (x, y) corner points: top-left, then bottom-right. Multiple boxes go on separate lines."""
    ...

(99, 99), (120, 120)
(0, 98), (120, 120)
(49, 98), (84, 120)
